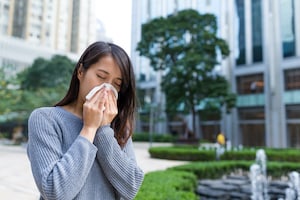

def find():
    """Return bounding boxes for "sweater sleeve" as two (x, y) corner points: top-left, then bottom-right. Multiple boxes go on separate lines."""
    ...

(27, 109), (98, 200)
(94, 126), (144, 200)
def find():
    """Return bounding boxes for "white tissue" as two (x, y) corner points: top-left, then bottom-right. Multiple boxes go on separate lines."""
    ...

(85, 83), (118, 100)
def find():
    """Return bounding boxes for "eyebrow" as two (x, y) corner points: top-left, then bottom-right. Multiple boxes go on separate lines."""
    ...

(97, 69), (109, 74)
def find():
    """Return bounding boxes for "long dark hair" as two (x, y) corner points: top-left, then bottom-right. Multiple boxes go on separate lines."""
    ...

(56, 41), (137, 147)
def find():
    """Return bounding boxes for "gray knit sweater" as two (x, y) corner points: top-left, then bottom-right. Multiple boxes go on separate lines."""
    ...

(27, 106), (144, 200)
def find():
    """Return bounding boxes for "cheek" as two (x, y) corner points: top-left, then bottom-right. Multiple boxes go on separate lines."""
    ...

(79, 70), (110, 97)
(85, 81), (109, 97)
(79, 77), (99, 99)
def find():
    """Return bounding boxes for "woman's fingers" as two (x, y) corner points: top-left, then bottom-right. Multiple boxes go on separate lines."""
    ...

(100, 89), (118, 126)
(84, 87), (118, 127)
(82, 88), (109, 129)
(106, 90), (118, 113)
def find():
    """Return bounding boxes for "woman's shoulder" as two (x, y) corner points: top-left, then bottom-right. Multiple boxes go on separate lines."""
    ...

(29, 107), (60, 121)
(30, 106), (56, 116)
(29, 106), (81, 125)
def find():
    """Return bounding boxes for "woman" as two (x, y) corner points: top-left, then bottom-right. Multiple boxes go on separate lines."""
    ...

(27, 41), (144, 200)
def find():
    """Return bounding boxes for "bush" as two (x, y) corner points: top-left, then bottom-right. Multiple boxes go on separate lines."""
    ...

(135, 170), (198, 200)
(133, 132), (176, 143)
(170, 160), (300, 179)
(134, 161), (300, 199)
(149, 146), (300, 162)
(266, 149), (300, 162)
(149, 146), (215, 161)
(221, 149), (257, 161)
(170, 161), (251, 179)
(0, 132), (10, 139)
(136, 147), (300, 199)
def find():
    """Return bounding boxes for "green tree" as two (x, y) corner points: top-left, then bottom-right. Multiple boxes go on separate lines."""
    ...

(0, 55), (75, 139)
(0, 65), (21, 115)
(19, 55), (74, 90)
(136, 9), (236, 137)
(13, 55), (75, 121)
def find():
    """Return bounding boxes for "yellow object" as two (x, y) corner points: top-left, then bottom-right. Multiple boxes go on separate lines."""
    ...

(217, 133), (225, 145)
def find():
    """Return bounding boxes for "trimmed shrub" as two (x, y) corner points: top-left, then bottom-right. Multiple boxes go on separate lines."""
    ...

(135, 170), (198, 200)
(169, 161), (300, 179)
(149, 146), (215, 161)
(133, 132), (176, 143)
(134, 161), (300, 200)
(149, 146), (300, 162)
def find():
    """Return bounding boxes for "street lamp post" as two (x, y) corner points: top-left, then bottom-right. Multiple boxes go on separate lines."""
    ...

(149, 103), (154, 147)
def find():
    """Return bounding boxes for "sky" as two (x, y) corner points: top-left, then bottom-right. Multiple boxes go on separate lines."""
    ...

(95, 0), (132, 55)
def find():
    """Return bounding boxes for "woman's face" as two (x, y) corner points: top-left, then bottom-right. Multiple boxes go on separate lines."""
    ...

(78, 55), (122, 102)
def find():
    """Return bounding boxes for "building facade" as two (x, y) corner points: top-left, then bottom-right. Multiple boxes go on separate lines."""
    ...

(0, 0), (99, 54)
(0, 0), (110, 74)
(0, 35), (78, 75)
(131, 0), (300, 148)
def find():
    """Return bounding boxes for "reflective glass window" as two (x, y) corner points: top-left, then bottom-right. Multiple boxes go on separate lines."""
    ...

(284, 68), (300, 90)
(280, 0), (295, 57)
(286, 105), (300, 119)
(236, 74), (264, 94)
(238, 107), (265, 147)
(235, 0), (246, 65)
(238, 107), (265, 120)
(251, 0), (263, 62)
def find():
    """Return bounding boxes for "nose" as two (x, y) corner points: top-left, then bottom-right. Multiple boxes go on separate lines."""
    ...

(105, 79), (114, 85)
(103, 83), (118, 99)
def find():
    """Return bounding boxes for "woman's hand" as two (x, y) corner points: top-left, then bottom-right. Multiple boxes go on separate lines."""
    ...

(101, 89), (118, 126)
(80, 88), (107, 142)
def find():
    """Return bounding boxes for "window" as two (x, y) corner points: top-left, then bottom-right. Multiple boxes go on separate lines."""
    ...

(236, 74), (264, 94)
(286, 105), (300, 119)
(251, 0), (263, 62)
(239, 107), (265, 120)
(238, 107), (265, 147)
(284, 68), (300, 90)
(286, 105), (300, 147)
(280, 0), (295, 57)
(235, 0), (246, 65)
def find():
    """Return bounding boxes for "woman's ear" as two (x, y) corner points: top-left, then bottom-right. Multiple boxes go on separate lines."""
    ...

(77, 63), (84, 79)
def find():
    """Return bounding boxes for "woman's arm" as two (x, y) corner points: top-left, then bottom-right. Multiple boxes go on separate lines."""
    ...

(27, 108), (98, 200)
(94, 126), (144, 200)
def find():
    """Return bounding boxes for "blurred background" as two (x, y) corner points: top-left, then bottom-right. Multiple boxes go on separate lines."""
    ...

(2, 1), (300, 199)
(1, 0), (300, 149)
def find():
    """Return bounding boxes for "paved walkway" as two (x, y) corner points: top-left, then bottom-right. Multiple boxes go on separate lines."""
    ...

(0, 141), (188, 199)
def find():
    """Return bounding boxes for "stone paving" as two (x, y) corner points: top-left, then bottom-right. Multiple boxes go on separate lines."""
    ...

(0, 141), (188, 200)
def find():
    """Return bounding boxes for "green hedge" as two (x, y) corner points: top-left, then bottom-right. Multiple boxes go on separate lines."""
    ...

(138, 146), (300, 199)
(149, 146), (215, 161)
(149, 146), (300, 162)
(133, 132), (176, 143)
(170, 160), (300, 179)
(135, 161), (300, 199)
(135, 170), (198, 200)
(170, 161), (248, 179)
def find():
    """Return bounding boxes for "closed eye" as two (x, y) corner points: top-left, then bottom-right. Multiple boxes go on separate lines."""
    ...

(97, 75), (106, 80)
(113, 83), (121, 92)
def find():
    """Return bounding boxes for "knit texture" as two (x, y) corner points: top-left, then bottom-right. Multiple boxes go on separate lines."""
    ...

(27, 106), (144, 200)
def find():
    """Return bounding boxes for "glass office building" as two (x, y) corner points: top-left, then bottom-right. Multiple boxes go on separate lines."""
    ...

(131, 0), (300, 148)
(231, 0), (300, 148)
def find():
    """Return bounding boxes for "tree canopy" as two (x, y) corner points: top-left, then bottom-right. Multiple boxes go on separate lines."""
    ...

(136, 9), (236, 136)
(19, 55), (74, 90)
(0, 55), (75, 124)
(0, 65), (20, 116)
